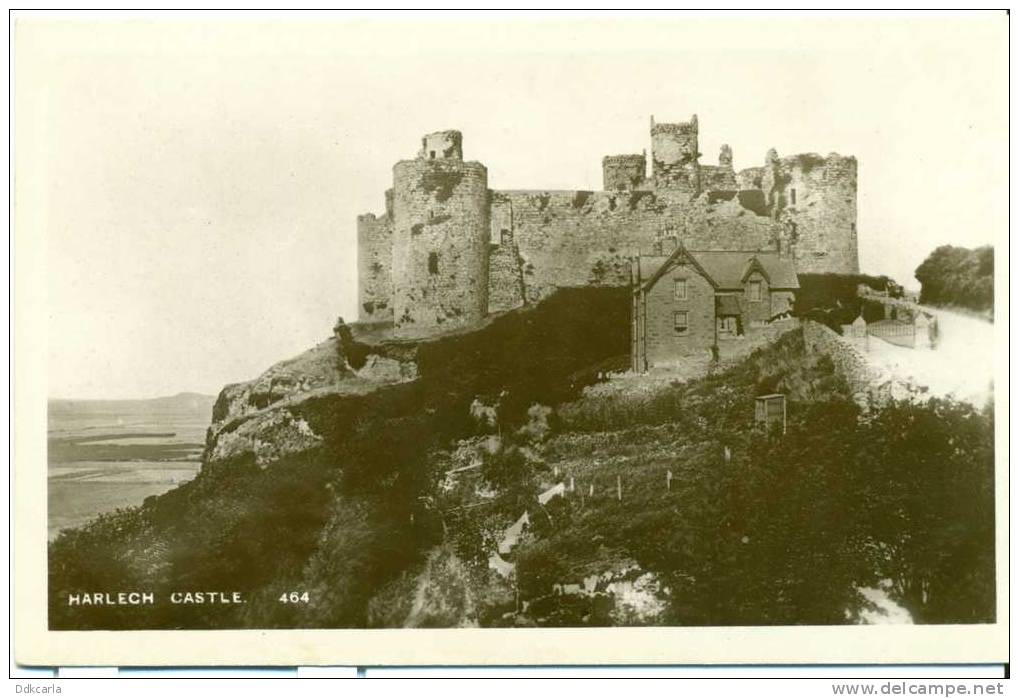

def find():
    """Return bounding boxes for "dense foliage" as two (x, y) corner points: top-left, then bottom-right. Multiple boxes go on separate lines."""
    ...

(793, 273), (896, 331)
(512, 333), (995, 626)
(915, 245), (994, 314)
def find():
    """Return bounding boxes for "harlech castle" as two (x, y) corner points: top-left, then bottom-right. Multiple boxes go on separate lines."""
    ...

(356, 115), (859, 340)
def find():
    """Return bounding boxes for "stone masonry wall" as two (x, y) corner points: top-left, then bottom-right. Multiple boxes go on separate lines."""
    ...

(802, 320), (879, 399)
(491, 188), (785, 306)
(357, 212), (394, 323)
(740, 153), (858, 275)
(700, 164), (737, 191)
(645, 261), (716, 364)
(487, 243), (527, 313)
(602, 154), (647, 191)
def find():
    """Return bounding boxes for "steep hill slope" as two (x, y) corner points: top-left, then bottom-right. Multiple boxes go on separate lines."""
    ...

(48, 288), (994, 629)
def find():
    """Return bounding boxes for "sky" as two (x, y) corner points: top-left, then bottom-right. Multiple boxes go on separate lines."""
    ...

(16, 15), (1007, 399)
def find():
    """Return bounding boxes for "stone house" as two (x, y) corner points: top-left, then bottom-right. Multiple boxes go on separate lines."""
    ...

(630, 245), (799, 371)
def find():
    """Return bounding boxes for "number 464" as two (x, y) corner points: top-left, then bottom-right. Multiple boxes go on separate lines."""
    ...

(279, 591), (310, 603)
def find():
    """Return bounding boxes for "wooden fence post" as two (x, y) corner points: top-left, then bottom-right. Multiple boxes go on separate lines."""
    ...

(616, 475), (622, 501)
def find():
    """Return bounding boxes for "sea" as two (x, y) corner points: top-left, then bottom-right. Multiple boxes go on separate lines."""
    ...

(47, 393), (217, 541)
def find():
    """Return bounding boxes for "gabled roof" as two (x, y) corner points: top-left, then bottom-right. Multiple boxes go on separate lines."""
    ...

(638, 244), (719, 292)
(691, 251), (799, 290)
(636, 248), (800, 292)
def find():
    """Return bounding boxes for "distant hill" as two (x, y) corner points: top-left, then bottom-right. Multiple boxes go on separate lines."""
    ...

(49, 392), (218, 415)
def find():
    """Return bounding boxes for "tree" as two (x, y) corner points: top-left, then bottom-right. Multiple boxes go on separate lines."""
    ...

(915, 245), (994, 313)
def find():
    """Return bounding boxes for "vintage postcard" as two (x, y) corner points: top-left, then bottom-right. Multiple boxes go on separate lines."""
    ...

(12, 13), (1008, 667)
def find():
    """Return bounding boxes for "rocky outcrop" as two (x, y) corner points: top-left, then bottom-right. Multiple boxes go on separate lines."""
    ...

(205, 335), (418, 467)
(211, 338), (352, 426)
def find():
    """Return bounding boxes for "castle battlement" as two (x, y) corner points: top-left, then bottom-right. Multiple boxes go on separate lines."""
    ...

(356, 116), (859, 336)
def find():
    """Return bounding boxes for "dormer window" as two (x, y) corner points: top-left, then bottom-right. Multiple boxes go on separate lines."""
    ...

(748, 280), (762, 302)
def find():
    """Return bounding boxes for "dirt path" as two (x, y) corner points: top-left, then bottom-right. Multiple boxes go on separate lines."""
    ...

(864, 307), (994, 408)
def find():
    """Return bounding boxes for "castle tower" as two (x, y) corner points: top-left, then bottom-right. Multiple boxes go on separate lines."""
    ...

(650, 114), (701, 193)
(391, 130), (490, 335)
(764, 151), (859, 274)
(356, 195), (394, 323)
(602, 151), (646, 191)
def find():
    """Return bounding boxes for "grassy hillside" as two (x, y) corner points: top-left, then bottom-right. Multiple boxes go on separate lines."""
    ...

(49, 287), (631, 629)
(48, 289), (994, 629)
(447, 330), (995, 627)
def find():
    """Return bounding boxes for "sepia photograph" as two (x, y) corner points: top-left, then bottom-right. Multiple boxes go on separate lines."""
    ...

(11, 12), (1008, 669)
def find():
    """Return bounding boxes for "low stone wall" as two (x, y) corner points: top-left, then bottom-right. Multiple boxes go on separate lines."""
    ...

(802, 320), (883, 404)
(858, 287), (934, 323)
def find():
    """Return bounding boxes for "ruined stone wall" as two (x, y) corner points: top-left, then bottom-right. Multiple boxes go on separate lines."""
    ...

(739, 153), (858, 275)
(774, 154), (858, 274)
(357, 211), (394, 323)
(602, 154), (647, 191)
(489, 188), (785, 307)
(391, 158), (490, 335)
(487, 243), (526, 313)
(420, 130), (463, 161)
(700, 164), (737, 191)
(736, 166), (765, 191)
(644, 261), (716, 364)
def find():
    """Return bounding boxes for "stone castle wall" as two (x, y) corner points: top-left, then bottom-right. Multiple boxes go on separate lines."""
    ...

(488, 188), (784, 307)
(357, 209), (394, 323)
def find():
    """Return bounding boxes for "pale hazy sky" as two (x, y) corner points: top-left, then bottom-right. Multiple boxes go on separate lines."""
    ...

(16, 15), (1007, 399)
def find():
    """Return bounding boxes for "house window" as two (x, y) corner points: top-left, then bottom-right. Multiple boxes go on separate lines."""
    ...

(674, 311), (689, 336)
(428, 252), (439, 275)
(790, 188), (797, 205)
(430, 150), (436, 160)
(748, 280), (762, 302)
(674, 278), (688, 301)
(851, 222), (856, 235)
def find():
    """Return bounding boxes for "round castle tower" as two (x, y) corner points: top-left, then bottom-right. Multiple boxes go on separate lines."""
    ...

(767, 151), (859, 274)
(391, 130), (490, 335)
